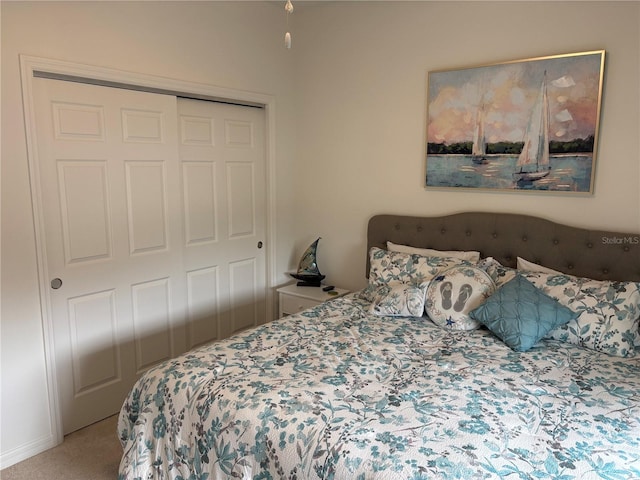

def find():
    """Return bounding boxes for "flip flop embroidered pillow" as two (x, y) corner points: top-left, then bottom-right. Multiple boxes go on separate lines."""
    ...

(425, 265), (496, 330)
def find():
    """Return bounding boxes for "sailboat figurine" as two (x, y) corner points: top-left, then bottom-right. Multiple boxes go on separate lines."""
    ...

(513, 71), (551, 185)
(290, 237), (326, 287)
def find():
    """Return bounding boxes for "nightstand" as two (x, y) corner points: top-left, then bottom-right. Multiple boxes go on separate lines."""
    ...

(277, 284), (350, 317)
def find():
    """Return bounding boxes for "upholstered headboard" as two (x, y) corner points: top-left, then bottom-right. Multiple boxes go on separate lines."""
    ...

(367, 212), (640, 282)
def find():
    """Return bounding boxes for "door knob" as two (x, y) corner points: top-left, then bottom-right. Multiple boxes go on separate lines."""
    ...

(257, 241), (263, 249)
(51, 278), (63, 289)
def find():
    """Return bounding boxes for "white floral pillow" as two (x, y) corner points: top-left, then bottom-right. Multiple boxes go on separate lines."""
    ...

(370, 283), (429, 317)
(361, 247), (470, 302)
(477, 257), (517, 288)
(517, 257), (561, 274)
(387, 241), (481, 262)
(521, 272), (640, 358)
(425, 265), (496, 331)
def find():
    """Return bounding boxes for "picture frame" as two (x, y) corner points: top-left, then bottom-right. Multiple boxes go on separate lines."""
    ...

(425, 50), (605, 193)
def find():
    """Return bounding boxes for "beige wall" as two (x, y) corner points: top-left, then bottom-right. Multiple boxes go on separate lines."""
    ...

(1, 0), (639, 468)
(292, 1), (640, 292)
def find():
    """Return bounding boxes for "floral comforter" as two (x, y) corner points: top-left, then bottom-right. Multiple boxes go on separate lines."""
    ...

(118, 294), (640, 480)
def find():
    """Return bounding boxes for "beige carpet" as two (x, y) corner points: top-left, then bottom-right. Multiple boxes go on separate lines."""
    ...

(1, 415), (121, 480)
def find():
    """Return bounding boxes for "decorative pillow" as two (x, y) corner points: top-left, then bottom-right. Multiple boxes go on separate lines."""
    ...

(425, 265), (495, 331)
(361, 247), (470, 302)
(517, 257), (561, 274)
(387, 241), (481, 262)
(476, 257), (517, 288)
(521, 272), (640, 358)
(370, 283), (428, 317)
(470, 275), (576, 352)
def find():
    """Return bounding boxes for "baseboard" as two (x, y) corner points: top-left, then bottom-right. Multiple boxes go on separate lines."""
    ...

(0, 433), (58, 470)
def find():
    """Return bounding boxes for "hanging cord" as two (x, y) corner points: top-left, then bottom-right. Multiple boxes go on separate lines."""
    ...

(284, 0), (293, 48)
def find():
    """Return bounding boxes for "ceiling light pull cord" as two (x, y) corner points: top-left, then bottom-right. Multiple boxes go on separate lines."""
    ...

(285, 0), (293, 49)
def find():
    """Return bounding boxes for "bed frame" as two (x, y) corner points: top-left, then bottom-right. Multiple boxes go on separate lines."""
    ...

(367, 212), (640, 282)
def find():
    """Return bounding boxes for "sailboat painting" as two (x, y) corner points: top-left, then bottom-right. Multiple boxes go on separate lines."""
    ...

(426, 51), (605, 193)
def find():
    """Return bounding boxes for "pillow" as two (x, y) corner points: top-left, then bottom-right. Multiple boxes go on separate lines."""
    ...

(521, 272), (640, 358)
(387, 241), (481, 263)
(370, 283), (428, 317)
(517, 257), (561, 274)
(470, 275), (576, 352)
(425, 265), (495, 331)
(477, 257), (517, 288)
(361, 247), (470, 302)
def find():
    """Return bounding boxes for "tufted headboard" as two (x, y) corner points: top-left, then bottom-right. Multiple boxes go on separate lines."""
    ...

(367, 212), (640, 282)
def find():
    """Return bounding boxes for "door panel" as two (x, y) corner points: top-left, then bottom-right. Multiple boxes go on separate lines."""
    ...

(33, 78), (182, 433)
(183, 162), (217, 245)
(67, 290), (119, 394)
(52, 101), (105, 141)
(121, 109), (164, 143)
(57, 161), (112, 262)
(178, 98), (266, 347)
(227, 162), (256, 238)
(229, 258), (259, 334)
(186, 266), (220, 349)
(131, 278), (173, 373)
(125, 161), (168, 254)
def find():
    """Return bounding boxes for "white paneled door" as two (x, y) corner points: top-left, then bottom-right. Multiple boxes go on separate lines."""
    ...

(32, 78), (266, 434)
(178, 98), (266, 346)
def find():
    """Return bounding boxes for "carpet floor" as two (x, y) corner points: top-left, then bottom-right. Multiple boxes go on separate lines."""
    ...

(1, 415), (121, 480)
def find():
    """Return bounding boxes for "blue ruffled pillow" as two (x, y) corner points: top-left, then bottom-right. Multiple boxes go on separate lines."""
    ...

(470, 274), (576, 352)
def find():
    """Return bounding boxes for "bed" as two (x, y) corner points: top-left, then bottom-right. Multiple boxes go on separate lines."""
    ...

(118, 212), (640, 479)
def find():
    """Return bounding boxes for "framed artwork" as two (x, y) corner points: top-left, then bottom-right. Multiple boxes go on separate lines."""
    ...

(425, 50), (605, 193)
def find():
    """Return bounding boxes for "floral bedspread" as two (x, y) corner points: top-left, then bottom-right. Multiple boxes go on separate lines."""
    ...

(118, 294), (640, 480)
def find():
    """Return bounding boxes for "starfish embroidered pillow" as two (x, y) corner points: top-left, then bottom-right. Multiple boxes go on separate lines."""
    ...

(425, 265), (496, 331)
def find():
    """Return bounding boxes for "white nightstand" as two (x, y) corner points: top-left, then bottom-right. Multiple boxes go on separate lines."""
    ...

(277, 284), (350, 317)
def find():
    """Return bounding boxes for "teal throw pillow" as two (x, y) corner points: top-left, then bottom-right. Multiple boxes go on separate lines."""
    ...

(470, 274), (575, 352)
